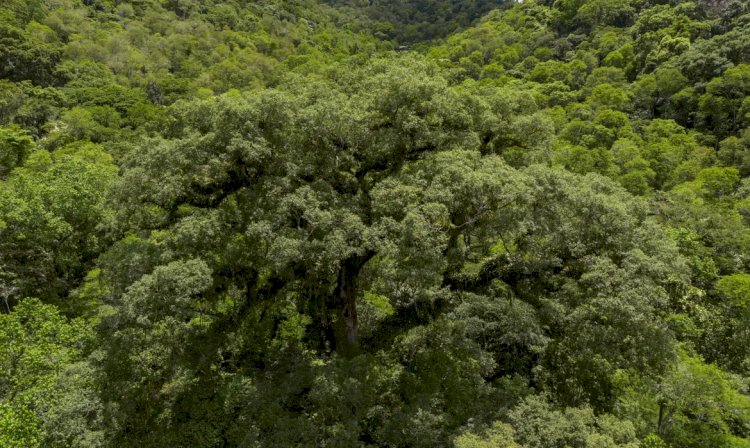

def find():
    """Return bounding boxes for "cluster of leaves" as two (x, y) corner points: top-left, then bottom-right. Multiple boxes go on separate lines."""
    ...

(2, 0), (750, 447)
(0, 298), (102, 447)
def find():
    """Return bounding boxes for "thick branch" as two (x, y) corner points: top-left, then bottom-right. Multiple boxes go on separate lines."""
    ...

(333, 250), (376, 357)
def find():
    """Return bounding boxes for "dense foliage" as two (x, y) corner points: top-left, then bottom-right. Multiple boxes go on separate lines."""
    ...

(2, 0), (750, 446)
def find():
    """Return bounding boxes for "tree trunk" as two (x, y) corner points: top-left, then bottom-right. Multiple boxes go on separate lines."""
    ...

(334, 251), (375, 357)
(657, 402), (664, 435)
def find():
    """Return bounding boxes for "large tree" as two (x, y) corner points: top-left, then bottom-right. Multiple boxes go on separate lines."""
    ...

(98, 56), (689, 445)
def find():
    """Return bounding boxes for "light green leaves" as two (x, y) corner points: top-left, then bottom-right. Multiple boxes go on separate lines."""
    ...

(0, 126), (33, 178)
(716, 273), (750, 308)
(0, 298), (95, 448)
(0, 143), (116, 305)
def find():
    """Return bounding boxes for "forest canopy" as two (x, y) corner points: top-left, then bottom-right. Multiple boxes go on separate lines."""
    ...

(2, 0), (750, 447)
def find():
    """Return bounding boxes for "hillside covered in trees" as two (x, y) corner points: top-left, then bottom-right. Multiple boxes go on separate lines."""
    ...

(2, 0), (750, 446)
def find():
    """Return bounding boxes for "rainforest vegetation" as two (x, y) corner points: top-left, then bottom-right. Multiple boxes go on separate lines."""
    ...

(2, 0), (750, 446)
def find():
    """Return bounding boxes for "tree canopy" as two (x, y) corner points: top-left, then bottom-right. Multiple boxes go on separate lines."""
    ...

(2, 0), (750, 446)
